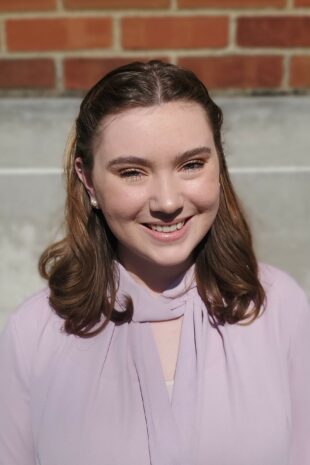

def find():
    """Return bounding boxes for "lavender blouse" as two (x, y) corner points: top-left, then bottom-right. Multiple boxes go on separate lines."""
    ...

(0, 262), (310, 465)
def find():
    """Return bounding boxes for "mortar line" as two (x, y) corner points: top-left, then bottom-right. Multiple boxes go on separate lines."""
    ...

(170, 0), (178, 11)
(0, 18), (6, 52)
(1, 48), (310, 60)
(54, 55), (64, 93)
(282, 54), (291, 90)
(229, 12), (237, 51)
(56, 0), (64, 12)
(113, 16), (121, 52)
(1, 9), (310, 19)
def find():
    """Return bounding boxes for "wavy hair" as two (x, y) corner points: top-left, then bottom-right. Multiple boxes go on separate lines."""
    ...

(39, 60), (265, 337)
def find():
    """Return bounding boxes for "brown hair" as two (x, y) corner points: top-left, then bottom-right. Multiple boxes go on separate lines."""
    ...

(39, 60), (265, 337)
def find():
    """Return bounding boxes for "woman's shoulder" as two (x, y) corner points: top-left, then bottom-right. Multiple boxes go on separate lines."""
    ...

(258, 263), (310, 331)
(10, 287), (57, 329)
(259, 263), (308, 302)
(2, 287), (64, 355)
(0, 288), (66, 384)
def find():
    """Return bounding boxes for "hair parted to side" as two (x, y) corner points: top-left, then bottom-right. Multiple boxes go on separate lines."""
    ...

(39, 60), (265, 338)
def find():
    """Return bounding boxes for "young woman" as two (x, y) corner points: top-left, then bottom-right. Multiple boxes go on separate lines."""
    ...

(0, 61), (309, 465)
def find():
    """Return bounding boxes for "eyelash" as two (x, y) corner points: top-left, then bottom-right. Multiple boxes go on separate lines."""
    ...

(182, 160), (205, 171)
(119, 169), (143, 179)
(119, 160), (205, 181)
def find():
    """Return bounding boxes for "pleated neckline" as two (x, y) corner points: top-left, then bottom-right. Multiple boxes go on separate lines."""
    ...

(113, 260), (207, 465)
(114, 260), (197, 322)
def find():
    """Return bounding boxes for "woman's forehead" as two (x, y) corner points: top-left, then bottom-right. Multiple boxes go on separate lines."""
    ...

(94, 101), (214, 162)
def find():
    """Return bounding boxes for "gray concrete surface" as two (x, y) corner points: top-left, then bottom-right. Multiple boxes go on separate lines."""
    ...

(0, 97), (309, 328)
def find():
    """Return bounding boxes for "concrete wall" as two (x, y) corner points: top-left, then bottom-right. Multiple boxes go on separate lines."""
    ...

(0, 96), (309, 327)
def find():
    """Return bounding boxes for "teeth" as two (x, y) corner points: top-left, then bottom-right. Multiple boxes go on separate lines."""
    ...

(149, 221), (185, 233)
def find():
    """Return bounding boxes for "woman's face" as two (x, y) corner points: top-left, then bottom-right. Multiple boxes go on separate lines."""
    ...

(77, 101), (220, 278)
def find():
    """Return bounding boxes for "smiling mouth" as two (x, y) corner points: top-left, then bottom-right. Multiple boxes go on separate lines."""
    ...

(143, 217), (190, 233)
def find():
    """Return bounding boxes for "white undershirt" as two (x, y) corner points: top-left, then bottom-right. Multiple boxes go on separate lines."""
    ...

(165, 379), (174, 401)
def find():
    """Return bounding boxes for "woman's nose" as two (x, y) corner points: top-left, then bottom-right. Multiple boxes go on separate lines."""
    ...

(149, 176), (184, 215)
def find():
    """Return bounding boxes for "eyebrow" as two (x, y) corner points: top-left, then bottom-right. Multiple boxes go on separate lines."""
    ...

(106, 146), (212, 169)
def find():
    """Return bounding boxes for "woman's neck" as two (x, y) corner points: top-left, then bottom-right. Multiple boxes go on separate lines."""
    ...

(116, 253), (193, 295)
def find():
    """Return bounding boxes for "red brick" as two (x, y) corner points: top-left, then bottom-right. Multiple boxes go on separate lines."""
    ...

(179, 0), (285, 7)
(63, 0), (169, 9)
(6, 18), (112, 52)
(0, 59), (55, 89)
(122, 16), (228, 49)
(64, 57), (170, 90)
(178, 56), (283, 89)
(294, 0), (310, 6)
(237, 16), (310, 47)
(290, 56), (310, 87)
(0, 0), (55, 11)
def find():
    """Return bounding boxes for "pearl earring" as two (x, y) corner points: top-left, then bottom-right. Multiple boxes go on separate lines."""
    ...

(90, 198), (99, 209)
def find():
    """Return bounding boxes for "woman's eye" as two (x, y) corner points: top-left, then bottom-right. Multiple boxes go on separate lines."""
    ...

(182, 160), (205, 171)
(119, 169), (144, 181)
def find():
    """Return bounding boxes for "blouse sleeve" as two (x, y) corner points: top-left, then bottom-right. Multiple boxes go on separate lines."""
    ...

(288, 289), (310, 465)
(0, 315), (36, 465)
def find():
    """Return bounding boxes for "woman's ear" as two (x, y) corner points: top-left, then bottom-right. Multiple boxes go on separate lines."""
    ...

(75, 157), (96, 199)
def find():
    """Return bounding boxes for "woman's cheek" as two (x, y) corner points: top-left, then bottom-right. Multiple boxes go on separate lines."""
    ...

(191, 177), (220, 210)
(100, 187), (146, 220)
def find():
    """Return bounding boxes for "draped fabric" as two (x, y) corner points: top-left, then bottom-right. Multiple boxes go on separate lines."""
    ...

(114, 261), (207, 465)
(1, 263), (310, 465)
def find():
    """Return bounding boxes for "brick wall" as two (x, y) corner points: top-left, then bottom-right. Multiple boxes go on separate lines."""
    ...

(0, 0), (310, 94)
